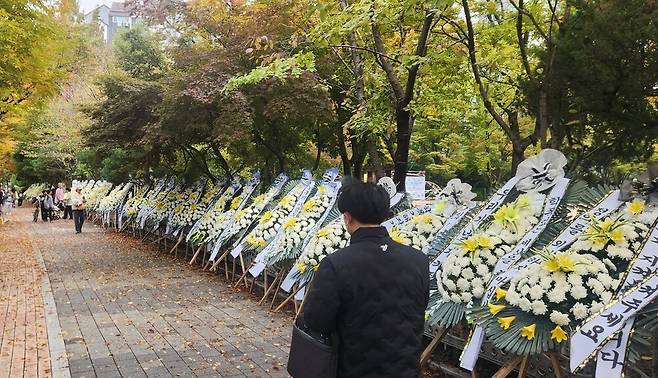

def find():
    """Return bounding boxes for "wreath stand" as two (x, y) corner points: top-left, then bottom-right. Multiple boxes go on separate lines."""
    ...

(189, 244), (205, 265)
(490, 352), (561, 378)
(419, 329), (564, 378)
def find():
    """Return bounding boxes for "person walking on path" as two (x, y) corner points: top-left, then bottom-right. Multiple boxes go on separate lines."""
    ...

(298, 181), (430, 378)
(41, 190), (53, 222)
(63, 187), (73, 220)
(71, 187), (86, 233)
(3, 188), (15, 218)
(54, 183), (65, 208)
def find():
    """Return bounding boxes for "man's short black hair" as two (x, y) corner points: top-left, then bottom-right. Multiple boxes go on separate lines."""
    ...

(337, 180), (390, 224)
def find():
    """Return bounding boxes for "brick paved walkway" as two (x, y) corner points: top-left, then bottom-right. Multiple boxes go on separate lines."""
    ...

(8, 208), (291, 377)
(0, 210), (52, 378)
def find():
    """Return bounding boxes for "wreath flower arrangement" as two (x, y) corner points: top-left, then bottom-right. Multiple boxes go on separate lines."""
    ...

(243, 182), (309, 252)
(435, 192), (546, 310)
(262, 186), (335, 266)
(188, 183), (249, 244)
(471, 198), (658, 355)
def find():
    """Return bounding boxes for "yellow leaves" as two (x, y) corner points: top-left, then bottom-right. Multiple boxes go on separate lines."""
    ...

(488, 303), (505, 316)
(497, 316), (515, 330)
(520, 324), (536, 340)
(550, 325), (568, 343)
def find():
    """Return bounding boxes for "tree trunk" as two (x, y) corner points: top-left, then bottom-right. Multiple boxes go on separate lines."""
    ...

(366, 138), (385, 180)
(392, 108), (412, 191)
(313, 143), (322, 172)
(511, 144), (525, 173)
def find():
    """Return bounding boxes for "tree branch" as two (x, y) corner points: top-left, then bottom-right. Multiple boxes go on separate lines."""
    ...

(330, 44), (404, 65)
(516, 0), (537, 84)
(461, 0), (514, 140)
(370, 17), (405, 102)
(508, 0), (549, 41)
(403, 10), (435, 106)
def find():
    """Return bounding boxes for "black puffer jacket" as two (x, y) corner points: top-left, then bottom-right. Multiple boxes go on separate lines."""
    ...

(303, 226), (430, 378)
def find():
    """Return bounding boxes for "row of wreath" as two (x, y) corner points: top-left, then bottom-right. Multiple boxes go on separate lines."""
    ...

(24, 149), (658, 377)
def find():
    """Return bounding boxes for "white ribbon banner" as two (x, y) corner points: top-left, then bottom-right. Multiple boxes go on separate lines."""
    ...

(429, 177), (520, 274)
(571, 268), (658, 372)
(382, 205), (432, 231)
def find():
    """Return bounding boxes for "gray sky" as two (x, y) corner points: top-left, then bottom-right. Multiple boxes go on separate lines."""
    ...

(79, 0), (114, 14)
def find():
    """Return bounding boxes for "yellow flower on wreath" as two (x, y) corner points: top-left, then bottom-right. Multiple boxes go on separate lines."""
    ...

(389, 228), (406, 244)
(279, 195), (294, 207)
(550, 325), (568, 343)
(461, 235), (480, 253)
(520, 324), (536, 340)
(317, 227), (330, 238)
(488, 303), (505, 316)
(543, 253), (577, 273)
(497, 316), (515, 330)
(296, 262), (307, 273)
(414, 213), (434, 225)
(433, 200), (447, 214)
(260, 210), (273, 224)
(230, 197), (242, 210)
(303, 199), (318, 212)
(494, 204), (520, 226)
(495, 288), (507, 301)
(283, 217), (298, 230)
(246, 234), (266, 248)
(627, 198), (645, 215)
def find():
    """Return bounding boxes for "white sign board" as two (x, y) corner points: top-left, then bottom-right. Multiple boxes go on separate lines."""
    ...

(405, 174), (426, 201)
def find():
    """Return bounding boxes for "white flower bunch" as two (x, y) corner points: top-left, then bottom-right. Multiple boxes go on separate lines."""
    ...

(502, 251), (617, 327)
(189, 185), (241, 243)
(123, 188), (147, 218)
(436, 192), (547, 305)
(168, 187), (205, 229)
(296, 221), (349, 274)
(149, 187), (182, 223)
(390, 200), (457, 251)
(244, 185), (305, 250)
(84, 182), (113, 211)
(263, 190), (335, 264)
(97, 184), (132, 215)
(222, 187), (280, 240)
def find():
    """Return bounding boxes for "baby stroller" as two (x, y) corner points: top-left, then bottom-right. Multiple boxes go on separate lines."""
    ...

(51, 202), (64, 220)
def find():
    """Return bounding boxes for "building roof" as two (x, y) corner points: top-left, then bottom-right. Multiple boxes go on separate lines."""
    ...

(83, 4), (110, 18)
(109, 1), (134, 15)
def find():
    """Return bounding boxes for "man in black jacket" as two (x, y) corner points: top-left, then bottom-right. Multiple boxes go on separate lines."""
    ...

(302, 181), (430, 378)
